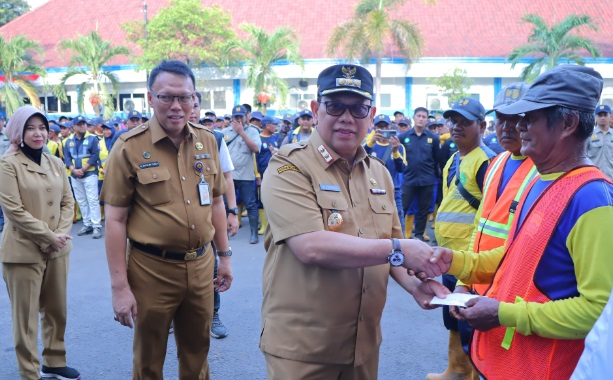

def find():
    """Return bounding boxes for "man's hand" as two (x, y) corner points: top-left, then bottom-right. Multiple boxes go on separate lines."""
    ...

(112, 286), (138, 328)
(401, 239), (446, 279)
(458, 296), (501, 331)
(390, 136), (400, 153)
(411, 246), (453, 281)
(214, 257), (233, 292)
(410, 279), (451, 310)
(372, 131), (384, 144)
(450, 285), (470, 320)
(227, 213), (239, 237)
(232, 121), (245, 135)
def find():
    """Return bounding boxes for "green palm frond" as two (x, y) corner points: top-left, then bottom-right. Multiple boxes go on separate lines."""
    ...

(507, 13), (600, 81)
(0, 35), (46, 116)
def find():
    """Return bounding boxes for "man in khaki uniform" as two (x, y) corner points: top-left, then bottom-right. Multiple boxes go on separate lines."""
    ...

(101, 60), (233, 380)
(260, 64), (449, 379)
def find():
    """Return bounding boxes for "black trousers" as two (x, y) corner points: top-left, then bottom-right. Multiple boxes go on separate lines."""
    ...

(401, 184), (434, 236)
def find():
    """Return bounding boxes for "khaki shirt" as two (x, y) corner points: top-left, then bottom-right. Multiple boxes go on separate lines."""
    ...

(260, 130), (402, 365)
(0, 152), (74, 263)
(586, 128), (613, 180)
(222, 125), (261, 181)
(101, 117), (225, 252)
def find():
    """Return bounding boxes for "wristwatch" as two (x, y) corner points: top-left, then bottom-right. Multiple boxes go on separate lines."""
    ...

(217, 248), (232, 257)
(227, 207), (239, 215)
(388, 238), (405, 267)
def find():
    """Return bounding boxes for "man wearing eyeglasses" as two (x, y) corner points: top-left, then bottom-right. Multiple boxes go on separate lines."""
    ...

(101, 60), (233, 380)
(260, 64), (450, 379)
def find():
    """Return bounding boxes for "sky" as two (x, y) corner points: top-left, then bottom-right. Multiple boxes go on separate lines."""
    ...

(27, 0), (50, 10)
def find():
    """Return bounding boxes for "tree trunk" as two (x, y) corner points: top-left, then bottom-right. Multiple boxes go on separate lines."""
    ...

(375, 54), (382, 107)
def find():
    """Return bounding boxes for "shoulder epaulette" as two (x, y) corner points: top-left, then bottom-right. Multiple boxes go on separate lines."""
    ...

(277, 140), (309, 157)
(369, 155), (386, 167)
(120, 125), (148, 141)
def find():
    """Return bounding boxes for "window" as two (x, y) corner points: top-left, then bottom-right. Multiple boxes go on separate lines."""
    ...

(199, 89), (227, 111)
(60, 96), (72, 112)
(46, 96), (59, 113)
(118, 93), (146, 111)
(379, 94), (391, 108)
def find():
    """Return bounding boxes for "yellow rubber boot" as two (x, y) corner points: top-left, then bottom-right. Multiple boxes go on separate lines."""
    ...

(237, 204), (244, 228)
(404, 214), (415, 238)
(426, 330), (479, 380)
(257, 209), (267, 235)
(100, 205), (105, 221)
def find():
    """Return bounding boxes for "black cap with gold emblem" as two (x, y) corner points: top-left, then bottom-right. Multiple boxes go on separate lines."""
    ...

(317, 64), (374, 100)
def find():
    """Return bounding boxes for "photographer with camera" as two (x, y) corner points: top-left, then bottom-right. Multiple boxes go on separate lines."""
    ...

(364, 114), (407, 234)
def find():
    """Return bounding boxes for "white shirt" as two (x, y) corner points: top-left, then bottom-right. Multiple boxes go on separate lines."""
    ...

(218, 139), (234, 174)
(570, 287), (613, 380)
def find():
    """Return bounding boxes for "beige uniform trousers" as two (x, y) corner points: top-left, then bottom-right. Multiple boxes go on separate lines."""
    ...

(128, 246), (214, 380)
(2, 255), (69, 380)
(264, 349), (380, 380)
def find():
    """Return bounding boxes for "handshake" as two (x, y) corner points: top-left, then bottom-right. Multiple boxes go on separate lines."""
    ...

(397, 239), (453, 280)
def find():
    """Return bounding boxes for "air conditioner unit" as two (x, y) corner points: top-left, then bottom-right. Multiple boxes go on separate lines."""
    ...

(297, 99), (310, 111)
(124, 98), (145, 113)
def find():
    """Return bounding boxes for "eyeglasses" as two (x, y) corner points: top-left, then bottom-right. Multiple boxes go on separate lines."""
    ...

(320, 101), (372, 119)
(149, 89), (194, 105)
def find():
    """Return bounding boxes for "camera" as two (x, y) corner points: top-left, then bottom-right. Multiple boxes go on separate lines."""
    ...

(379, 130), (397, 139)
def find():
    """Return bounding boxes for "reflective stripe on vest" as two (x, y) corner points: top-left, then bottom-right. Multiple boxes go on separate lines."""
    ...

(436, 211), (476, 224)
(472, 166), (609, 380)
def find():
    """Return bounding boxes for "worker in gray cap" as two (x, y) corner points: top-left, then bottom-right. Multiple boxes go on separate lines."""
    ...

(429, 65), (613, 380)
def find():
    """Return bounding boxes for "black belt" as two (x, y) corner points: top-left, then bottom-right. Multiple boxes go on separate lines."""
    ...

(131, 241), (209, 261)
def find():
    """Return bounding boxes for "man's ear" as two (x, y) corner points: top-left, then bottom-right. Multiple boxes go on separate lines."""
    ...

(311, 100), (320, 125)
(561, 111), (580, 138)
(479, 120), (487, 133)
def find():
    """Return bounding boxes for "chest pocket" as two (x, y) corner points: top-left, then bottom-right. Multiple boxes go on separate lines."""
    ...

(314, 189), (349, 232)
(368, 194), (394, 238)
(136, 167), (172, 206)
(590, 138), (603, 149)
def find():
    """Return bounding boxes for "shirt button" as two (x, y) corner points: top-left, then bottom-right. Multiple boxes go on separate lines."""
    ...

(186, 200), (191, 205)
(47, 188), (51, 192)
(359, 228), (364, 235)
(41, 174), (47, 179)
(363, 286), (367, 293)
(353, 202), (358, 207)
(206, 167), (210, 172)
(181, 176), (186, 181)
(152, 174), (157, 179)
(191, 225), (196, 230)
(50, 215), (55, 220)
(48, 201), (53, 206)
(332, 201), (338, 207)
(359, 314), (365, 321)
(382, 204), (387, 210)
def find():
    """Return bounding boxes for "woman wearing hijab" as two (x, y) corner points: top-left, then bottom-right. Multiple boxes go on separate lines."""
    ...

(0, 106), (81, 380)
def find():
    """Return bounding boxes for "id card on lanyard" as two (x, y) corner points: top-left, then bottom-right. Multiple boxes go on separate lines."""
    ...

(194, 161), (212, 206)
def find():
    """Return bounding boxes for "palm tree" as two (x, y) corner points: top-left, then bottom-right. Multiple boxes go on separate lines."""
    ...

(0, 35), (46, 117)
(54, 31), (130, 118)
(507, 14), (601, 82)
(225, 23), (304, 113)
(326, 0), (434, 106)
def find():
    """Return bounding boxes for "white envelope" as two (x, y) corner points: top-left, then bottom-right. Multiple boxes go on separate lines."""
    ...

(430, 293), (480, 307)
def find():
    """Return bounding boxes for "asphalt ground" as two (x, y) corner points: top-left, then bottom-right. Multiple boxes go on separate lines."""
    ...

(0, 219), (447, 379)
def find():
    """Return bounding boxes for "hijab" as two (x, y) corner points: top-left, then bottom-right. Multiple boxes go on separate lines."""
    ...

(4, 106), (50, 164)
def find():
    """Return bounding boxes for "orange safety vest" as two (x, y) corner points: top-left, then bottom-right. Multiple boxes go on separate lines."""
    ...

(471, 152), (537, 295)
(472, 166), (609, 380)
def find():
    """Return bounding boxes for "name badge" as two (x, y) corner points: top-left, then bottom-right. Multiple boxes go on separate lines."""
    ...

(320, 184), (341, 192)
(139, 162), (160, 169)
(370, 189), (387, 195)
(198, 180), (211, 206)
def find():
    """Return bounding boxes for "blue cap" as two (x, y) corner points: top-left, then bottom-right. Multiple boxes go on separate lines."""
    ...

(298, 110), (313, 118)
(486, 82), (531, 115)
(397, 118), (411, 126)
(498, 65), (603, 115)
(374, 114), (391, 125)
(204, 110), (216, 117)
(443, 97), (486, 121)
(317, 64), (374, 100)
(426, 120), (444, 129)
(224, 114), (231, 119)
(595, 104), (611, 114)
(126, 110), (142, 120)
(49, 124), (61, 134)
(0, 111), (5, 121)
(261, 116), (280, 125)
(72, 115), (87, 126)
(91, 117), (104, 125)
(100, 120), (113, 128)
(250, 111), (264, 121)
(232, 105), (247, 116)
(200, 116), (214, 123)
(282, 113), (294, 123)
(141, 114), (149, 120)
(58, 122), (69, 129)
